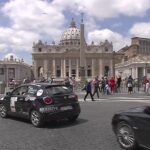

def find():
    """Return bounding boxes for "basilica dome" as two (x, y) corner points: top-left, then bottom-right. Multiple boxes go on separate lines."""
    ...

(60, 19), (80, 45)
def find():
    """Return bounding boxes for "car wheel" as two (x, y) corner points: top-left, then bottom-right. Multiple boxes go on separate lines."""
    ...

(30, 110), (44, 127)
(68, 115), (78, 122)
(116, 121), (137, 150)
(0, 104), (8, 118)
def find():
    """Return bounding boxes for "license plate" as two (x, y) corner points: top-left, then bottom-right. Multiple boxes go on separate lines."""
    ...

(60, 106), (72, 111)
(39, 106), (58, 113)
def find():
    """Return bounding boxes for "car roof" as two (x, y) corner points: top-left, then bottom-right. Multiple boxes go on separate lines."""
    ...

(22, 82), (64, 88)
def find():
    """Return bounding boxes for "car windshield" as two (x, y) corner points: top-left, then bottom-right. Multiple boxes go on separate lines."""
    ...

(46, 86), (72, 96)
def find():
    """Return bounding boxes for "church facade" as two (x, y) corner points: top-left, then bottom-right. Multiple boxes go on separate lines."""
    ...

(32, 19), (115, 81)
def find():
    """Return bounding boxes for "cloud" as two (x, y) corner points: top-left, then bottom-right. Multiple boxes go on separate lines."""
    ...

(0, 27), (40, 52)
(129, 22), (150, 38)
(0, 0), (65, 52)
(112, 22), (122, 28)
(114, 0), (150, 16)
(84, 17), (99, 34)
(0, 43), (8, 52)
(87, 29), (130, 51)
(52, 0), (150, 19)
(0, 0), (150, 55)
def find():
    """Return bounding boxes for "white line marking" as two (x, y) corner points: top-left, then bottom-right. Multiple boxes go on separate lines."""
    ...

(79, 98), (150, 103)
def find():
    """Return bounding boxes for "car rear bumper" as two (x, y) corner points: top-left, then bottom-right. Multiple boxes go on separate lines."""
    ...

(41, 104), (81, 120)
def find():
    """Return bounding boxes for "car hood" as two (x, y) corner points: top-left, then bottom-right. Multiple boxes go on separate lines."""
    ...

(118, 106), (150, 114)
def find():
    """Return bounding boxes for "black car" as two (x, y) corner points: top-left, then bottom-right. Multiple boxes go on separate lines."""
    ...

(0, 83), (80, 127)
(112, 106), (150, 150)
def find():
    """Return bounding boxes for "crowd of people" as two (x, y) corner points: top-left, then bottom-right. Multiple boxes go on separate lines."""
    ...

(8, 75), (150, 98)
(82, 75), (150, 101)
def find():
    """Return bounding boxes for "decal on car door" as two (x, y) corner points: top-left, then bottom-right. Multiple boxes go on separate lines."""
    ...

(10, 97), (18, 112)
(37, 89), (43, 96)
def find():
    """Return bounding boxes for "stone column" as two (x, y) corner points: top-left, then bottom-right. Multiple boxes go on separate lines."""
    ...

(135, 67), (138, 79)
(61, 59), (63, 78)
(69, 59), (71, 77)
(15, 66), (19, 80)
(92, 59), (95, 78)
(44, 59), (49, 78)
(79, 20), (86, 82)
(133, 66), (138, 79)
(76, 59), (79, 79)
(101, 59), (104, 77)
(99, 59), (103, 78)
(84, 59), (87, 78)
(33, 60), (38, 79)
(52, 59), (56, 77)
(110, 59), (113, 77)
(63, 59), (66, 77)
(5, 66), (8, 86)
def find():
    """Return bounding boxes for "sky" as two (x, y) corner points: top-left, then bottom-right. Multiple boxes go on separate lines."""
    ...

(0, 0), (150, 65)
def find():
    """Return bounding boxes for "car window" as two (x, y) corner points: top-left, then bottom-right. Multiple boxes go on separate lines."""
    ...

(27, 86), (38, 96)
(11, 87), (21, 96)
(11, 86), (28, 96)
(46, 86), (72, 96)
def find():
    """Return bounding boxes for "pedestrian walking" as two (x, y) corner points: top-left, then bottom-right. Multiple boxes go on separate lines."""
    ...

(143, 76), (148, 92)
(64, 76), (71, 87)
(92, 77), (100, 98)
(116, 76), (122, 93)
(145, 80), (149, 94)
(127, 75), (133, 94)
(101, 77), (106, 94)
(105, 83), (110, 95)
(84, 80), (95, 101)
(23, 77), (30, 84)
(109, 77), (115, 94)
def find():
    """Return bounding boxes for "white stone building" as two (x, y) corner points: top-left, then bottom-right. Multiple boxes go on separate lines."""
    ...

(115, 37), (150, 80)
(0, 54), (32, 85)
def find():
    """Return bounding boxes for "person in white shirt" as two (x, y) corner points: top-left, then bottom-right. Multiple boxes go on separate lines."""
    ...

(146, 80), (150, 93)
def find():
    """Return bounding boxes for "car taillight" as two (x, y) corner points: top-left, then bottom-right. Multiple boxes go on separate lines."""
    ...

(68, 94), (78, 101)
(43, 96), (53, 105)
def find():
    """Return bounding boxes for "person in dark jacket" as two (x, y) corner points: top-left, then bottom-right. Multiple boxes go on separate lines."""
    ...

(84, 81), (95, 101)
(127, 75), (133, 94)
(92, 77), (100, 98)
(116, 76), (122, 93)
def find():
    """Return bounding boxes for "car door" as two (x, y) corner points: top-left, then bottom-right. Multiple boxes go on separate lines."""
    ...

(15, 85), (32, 117)
(10, 85), (29, 117)
(134, 113), (150, 148)
(21, 85), (38, 116)
(9, 86), (24, 116)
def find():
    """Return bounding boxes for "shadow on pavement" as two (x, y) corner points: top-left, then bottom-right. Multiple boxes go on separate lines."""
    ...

(44, 118), (88, 129)
(0, 117), (88, 129)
